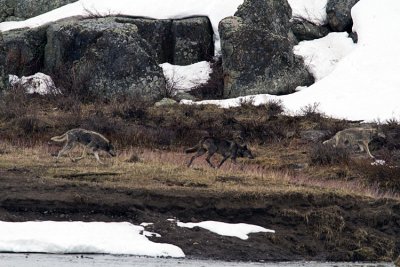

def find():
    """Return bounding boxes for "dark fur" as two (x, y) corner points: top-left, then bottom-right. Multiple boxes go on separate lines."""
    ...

(186, 137), (254, 168)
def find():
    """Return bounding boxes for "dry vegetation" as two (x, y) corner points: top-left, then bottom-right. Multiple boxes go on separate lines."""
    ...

(0, 88), (400, 200)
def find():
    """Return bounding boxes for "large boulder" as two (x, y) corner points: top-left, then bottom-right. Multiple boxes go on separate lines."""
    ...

(116, 17), (214, 65)
(115, 17), (173, 64)
(291, 20), (330, 41)
(326, 0), (360, 32)
(0, 0), (77, 22)
(0, 26), (47, 78)
(0, 0), (14, 22)
(219, 0), (314, 97)
(45, 17), (165, 99)
(171, 17), (214, 65)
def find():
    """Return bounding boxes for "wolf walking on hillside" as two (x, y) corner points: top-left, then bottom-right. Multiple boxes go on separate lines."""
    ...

(323, 127), (385, 158)
(51, 128), (116, 164)
(185, 137), (254, 169)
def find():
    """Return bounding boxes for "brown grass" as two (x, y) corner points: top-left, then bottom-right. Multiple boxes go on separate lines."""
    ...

(0, 141), (398, 200)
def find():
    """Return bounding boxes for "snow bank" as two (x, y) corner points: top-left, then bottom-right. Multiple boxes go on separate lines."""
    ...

(294, 32), (356, 81)
(177, 221), (275, 240)
(0, 221), (184, 258)
(183, 0), (400, 122)
(0, 0), (244, 54)
(287, 0), (328, 25)
(160, 61), (212, 91)
(9, 73), (59, 95)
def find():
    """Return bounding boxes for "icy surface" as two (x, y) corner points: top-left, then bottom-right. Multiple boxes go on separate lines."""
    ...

(288, 0), (328, 25)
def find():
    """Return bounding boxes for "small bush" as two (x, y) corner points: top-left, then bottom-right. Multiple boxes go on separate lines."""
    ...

(353, 161), (400, 191)
(309, 143), (350, 166)
(300, 103), (325, 122)
(265, 99), (284, 118)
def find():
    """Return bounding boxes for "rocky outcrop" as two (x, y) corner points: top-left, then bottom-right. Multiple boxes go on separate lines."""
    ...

(171, 17), (214, 65)
(116, 18), (173, 64)
(116, 17), (214, 65)
(0, 0), (77, 22)
(45, 17), (165, 99)
(0, 26), (47, 83)
(327, 0), (360, 32)
(291, 20), (330, 41)
(219, 0), (314, 97)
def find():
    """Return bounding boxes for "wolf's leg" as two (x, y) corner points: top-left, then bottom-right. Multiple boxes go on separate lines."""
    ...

(56, 141), (75, 162)
(362, 141), (375, 158)
(94, 151), (104, 164)
(205, 152), (216, 169)
(217, 155), (230, 168)
(72, 147), (87, 162)
(187, 149), (206, 167)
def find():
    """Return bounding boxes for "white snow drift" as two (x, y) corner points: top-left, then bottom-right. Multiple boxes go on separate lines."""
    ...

(183, 0), (400, 122)
(293, 32), (356, 81)
(177, 221), (275, 240)
(9, 73), (59, 95)
(160, 61), (212, 91)
(287, 0), (328, 25)
(0, 221), (184, 258)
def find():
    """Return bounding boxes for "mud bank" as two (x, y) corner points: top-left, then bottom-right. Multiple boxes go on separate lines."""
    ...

(0, 170), (399, 262)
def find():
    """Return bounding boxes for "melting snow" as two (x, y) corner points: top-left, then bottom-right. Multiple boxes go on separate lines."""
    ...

(176, 221), (275, 240)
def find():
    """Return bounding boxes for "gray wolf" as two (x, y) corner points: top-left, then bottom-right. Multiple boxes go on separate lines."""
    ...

(323, 127), (385, 158)
(51, 128), (116, 164)
(186, 137), (254, 168)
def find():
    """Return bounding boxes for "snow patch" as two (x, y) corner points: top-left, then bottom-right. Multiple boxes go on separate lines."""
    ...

(9, 73), (58, 95)
(177, 221), (275, 240)
(160, 61), (212, 92)
(182, 0), (400, 122)
(294, 32), (356, 81)
(288, 0), (328, 25)
(0, 221), (184, 258)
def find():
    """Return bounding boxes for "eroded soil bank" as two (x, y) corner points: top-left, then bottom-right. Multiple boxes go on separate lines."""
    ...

(0, 170), (399, 262)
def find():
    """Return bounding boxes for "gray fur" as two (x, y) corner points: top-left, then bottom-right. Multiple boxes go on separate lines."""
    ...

(323, 127), (385, 158)
(51, 128), (116, 164)
(186, 137), (254, 169)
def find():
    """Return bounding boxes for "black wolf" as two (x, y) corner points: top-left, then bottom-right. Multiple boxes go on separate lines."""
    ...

(51, 128), (116, 164)
(185, 137), (254, 168)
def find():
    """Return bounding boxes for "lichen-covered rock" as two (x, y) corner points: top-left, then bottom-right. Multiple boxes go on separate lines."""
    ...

(0, 0), (15, 22)
(115, 17), (173, 64)
(171, 17), (214, 65)
(0, 26), (47, 79)
(219, 0), (314, 97)
(111, 17), (214, 65)
(291, 20), (330, 41)
(45, 17), (165, 99)
(0, 0), (77, 22)
(327, 0), (360, 32)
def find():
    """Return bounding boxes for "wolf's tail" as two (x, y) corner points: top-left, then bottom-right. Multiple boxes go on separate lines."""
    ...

(51, 133), (67, 142)
(185, 145), (199, 153)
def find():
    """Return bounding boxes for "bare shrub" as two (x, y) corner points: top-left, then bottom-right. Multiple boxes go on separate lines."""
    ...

(53, 62), (95, 102)
(300, 102), (324, 122)
(309, 143), (350, 166)
(110, 94), (151, 120)
(353, 161), (400, 191)
(265, 99), (284, 118)
(0, 84), (29, 119)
